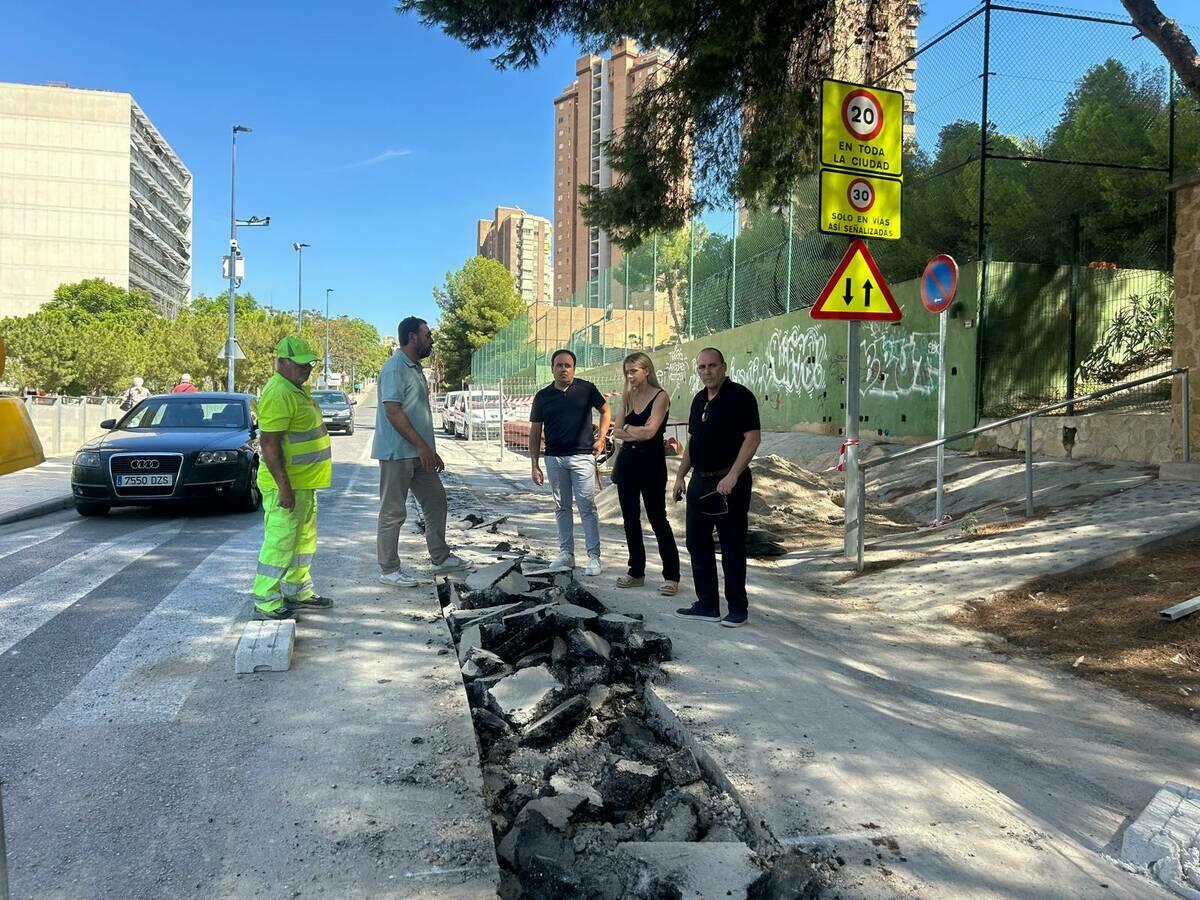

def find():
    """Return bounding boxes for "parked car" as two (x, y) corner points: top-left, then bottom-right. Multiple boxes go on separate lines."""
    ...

(443, 389), (511, 440)
(70, 392), (261, 517)
(311, 389), (355, 435)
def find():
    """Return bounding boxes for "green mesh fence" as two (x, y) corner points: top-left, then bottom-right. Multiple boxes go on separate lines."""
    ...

(473, 1), (1186, 421)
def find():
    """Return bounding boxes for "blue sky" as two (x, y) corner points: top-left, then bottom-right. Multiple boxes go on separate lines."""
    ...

(4, 0), (1195, 338)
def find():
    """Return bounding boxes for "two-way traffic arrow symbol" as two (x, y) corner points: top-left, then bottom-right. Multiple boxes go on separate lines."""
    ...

(843, 278), (853, 306)
(863, 281), (872, 307)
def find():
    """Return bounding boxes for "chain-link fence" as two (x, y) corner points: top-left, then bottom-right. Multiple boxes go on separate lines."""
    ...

(473, 0), (1193, 425)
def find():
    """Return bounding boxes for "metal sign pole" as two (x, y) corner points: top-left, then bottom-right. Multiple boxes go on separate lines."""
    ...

(498, 379), (505, 462)
(935, 309), (948, 522)
(844, 319), (861, 558)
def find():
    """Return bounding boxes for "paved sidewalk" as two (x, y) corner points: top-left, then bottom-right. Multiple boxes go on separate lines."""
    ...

(789, 477), (1200, 621)
(0, 456), (73, 525)
(441, 437), (1197, 898)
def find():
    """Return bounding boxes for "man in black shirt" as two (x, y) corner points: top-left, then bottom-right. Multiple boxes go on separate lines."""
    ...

(529, 349), (612, 575)
(671, 347), (761, 626)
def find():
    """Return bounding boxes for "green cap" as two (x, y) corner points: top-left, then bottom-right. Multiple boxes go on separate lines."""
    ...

(276, 336), (320, 364)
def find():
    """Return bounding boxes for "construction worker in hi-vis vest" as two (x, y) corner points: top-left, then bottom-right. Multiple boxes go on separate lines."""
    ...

(253, 336), (334, 619)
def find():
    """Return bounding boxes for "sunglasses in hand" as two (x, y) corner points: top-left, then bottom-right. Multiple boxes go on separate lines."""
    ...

(695, 489), (729, 518)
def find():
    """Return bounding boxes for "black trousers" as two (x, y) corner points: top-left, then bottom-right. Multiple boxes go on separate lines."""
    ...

(615, 457), (681, 582)
(685, 470), (751, 615)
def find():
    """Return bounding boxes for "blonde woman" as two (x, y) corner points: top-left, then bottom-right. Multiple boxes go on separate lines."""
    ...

(611, 352), (680, 595)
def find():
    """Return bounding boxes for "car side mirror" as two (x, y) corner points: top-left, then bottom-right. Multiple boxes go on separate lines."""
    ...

(100, 419), (116, 430)
(350, 399), (357, 405)
(249, 424), (258, 437)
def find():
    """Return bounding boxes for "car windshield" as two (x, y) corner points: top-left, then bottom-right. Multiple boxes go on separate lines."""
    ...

(311, 392), (348, 407)
(121, 399), (247, 430)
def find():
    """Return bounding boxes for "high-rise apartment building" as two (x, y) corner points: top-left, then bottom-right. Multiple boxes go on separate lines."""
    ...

(552, 39), (672, 305)
(0, 82), (192, 319)
(831, 0), (921, 143)
(476, 206), (553, 305)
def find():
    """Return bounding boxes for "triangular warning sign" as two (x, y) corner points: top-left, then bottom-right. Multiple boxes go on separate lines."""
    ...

(811, 239), (901, 321)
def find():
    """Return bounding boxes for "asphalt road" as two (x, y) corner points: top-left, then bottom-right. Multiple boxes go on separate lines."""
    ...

(0, 391), (498, 900)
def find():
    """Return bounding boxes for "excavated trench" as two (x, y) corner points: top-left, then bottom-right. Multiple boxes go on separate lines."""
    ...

(436, 557), (829, 900)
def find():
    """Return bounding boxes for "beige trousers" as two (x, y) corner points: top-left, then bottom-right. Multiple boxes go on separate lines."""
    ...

(377, 458), (450, 573)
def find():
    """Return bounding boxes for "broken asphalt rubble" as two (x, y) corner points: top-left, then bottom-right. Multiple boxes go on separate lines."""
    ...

(435, 554), (829, 899)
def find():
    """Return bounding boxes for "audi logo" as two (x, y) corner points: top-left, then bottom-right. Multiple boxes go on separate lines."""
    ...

(130, 459), (161, 470)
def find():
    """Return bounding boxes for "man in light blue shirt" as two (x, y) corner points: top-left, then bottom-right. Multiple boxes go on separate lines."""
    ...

(373, 316), (472, 586)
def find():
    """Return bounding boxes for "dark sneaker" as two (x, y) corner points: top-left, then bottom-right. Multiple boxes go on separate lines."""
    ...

(254, 601), (296, 621)
(674, 604), (722, 622)
(289, 594), (334, 610)
(720, 612), (749, 628)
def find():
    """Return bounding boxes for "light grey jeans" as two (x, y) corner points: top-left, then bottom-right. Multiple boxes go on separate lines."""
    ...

(544, 453), (600, 559)
(377, 458), (450, 573)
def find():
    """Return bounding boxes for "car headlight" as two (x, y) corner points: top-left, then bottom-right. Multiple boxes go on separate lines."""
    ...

(74, 450), (101, 467)
(197, 450), (239, 465)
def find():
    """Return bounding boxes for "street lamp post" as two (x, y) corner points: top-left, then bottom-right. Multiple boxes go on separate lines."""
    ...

(293, 242), (310, 329)
(225, 125), (269, 391)
(324, 288), (334, 386)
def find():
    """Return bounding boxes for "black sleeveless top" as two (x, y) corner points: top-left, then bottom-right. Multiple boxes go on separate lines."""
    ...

(615, 390), (667, 479)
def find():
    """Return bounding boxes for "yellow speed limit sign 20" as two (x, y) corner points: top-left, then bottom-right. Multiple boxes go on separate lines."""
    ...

(821, 79), (904, 179)
(819, 170), (902, 240)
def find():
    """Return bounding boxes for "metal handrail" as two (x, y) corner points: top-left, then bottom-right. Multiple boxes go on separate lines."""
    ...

(854, 366), (1190, 571)
(861, 367), (1188, 471)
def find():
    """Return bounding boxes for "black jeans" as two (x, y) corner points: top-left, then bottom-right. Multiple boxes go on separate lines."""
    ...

(616, 457), (681, 582)
(685, 469), (751, 615)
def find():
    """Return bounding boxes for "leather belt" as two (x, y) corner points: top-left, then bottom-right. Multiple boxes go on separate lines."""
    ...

(696, 467), (731, 478)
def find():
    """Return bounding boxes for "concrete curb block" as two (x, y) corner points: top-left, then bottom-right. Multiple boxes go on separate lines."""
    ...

(0, 495), (73, 527)
(643, 685), (778, 855)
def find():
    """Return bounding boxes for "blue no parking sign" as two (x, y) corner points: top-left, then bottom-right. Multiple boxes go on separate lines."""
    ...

(921, 255), (958, 314)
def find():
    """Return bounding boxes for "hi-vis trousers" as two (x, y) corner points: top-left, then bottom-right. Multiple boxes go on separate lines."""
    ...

(253, 487), (317, 607)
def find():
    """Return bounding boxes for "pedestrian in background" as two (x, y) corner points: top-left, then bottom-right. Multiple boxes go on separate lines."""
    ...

(672, 348), (761, 627)
(611, 352), (680, 595)
(119, 376), (150, 411)
(374, 316), (472, 587)
(252, 337), (334, 620)
(172, 373), (198, 394)
(529, 349), (611, 575)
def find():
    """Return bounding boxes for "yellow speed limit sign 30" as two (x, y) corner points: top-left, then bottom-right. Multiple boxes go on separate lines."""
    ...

(819, 169), (902, 240)
(821, 79), (904, 179)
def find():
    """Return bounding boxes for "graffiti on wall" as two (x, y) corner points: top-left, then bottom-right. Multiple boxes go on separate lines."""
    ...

(861, 324), (939, 398)
(657, 325), (830, 401)
(728, 325), (828, 400)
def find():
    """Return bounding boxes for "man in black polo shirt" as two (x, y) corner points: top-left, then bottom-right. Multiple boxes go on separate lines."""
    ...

(529, 349), (612, 575)
(671, 347), (761, 626)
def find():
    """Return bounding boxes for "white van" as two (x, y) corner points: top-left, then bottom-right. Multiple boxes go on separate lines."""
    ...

(442, 389), (509, 440)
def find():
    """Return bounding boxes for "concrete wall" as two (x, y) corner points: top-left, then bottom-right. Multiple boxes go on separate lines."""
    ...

(578, 261), (982, 441)
(976, 411), (1171, 464)
(0, 83), (132, 318)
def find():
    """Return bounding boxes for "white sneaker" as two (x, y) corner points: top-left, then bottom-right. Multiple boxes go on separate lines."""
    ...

(379, 569), (420, 588)
(583, 556), (602, 577)
(432, 554), (473, 575)
(549, 552), (576, 571)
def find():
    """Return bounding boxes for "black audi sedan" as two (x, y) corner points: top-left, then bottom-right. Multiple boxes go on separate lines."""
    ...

(311, 389), (355, 435)
(70, 392), (261, 517)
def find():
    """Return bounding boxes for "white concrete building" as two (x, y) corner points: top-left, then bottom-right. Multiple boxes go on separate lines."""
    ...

(0, 82), (192, 319)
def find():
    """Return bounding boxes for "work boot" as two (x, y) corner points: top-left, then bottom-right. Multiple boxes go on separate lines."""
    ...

(254, 599), (296, 620)
(548, 552), (575, 572)
(289, 594), (334, 610)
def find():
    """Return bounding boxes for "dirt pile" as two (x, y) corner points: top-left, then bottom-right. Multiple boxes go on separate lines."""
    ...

(598, 454), (910, 554)
(436, 559), (830, 898)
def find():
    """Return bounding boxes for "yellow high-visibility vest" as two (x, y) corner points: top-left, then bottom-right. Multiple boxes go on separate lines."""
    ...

(257, 373), (332, 490)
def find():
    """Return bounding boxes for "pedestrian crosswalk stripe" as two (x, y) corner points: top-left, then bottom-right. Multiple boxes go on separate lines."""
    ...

(0, 521), (185, 657)
(40, 528), (260, 727)
(0, 517), (80, 563)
